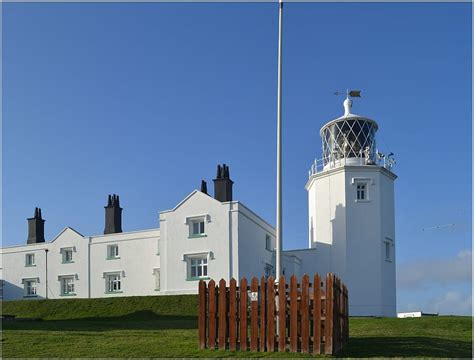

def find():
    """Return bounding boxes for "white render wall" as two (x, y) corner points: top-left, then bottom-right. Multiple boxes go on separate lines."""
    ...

(305, 164), (397, 317)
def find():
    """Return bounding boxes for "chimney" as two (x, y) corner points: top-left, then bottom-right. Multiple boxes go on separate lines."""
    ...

(213, 164), (233, 202)
(27, 207), (45, 244)
(104, 194), (123, 234)
(200, 180), (208, 195)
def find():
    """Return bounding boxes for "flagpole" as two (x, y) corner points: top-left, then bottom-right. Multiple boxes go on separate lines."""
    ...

(275, 0), (283, 281)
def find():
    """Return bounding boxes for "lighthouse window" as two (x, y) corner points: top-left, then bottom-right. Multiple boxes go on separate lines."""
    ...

(356, 183), (366, 200)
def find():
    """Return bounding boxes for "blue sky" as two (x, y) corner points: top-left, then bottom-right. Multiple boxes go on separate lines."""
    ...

(3, 3), (471, 314)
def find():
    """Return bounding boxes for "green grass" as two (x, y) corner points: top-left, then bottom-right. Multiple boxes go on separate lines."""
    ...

(2, 296), (472, 358)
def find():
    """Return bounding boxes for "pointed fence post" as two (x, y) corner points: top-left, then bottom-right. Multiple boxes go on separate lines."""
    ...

(289, 275), (298, 353)
(198, 280), (207, 349)
(301, 274), (310, 353)
(218, 279), (227, 350)
(250, 277), (259, 351)
(266, 277), (275, 352)
(324, 273), (334, 355)
(229, 278), (237, 351)
(239, 277), (248, 351)
(313, 274), (321, 354)
(260, 276), (266, 352)
(278, 276), (286, 352)
(208, 279), (216, 349)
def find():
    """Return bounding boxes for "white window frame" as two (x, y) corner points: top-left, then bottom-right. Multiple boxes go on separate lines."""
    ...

(265, 234), (272, 251)
(25, 253), (35, 267)
(384, 238), (394, 262)
(107, 244), (120, 259)
(356, 182), (367, 201)
(104, 272), (122, 293)
(59, 275), (76, 296)
(183, 253), (210, 280)
(352, 177), (372, 203)
(60, 247), (74, 263)
(153, 268), (161, 291)
(186, 215), (210, 238)
(22, 278), (39, 297)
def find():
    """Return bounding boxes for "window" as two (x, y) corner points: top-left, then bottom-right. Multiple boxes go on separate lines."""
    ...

(107, 245), (119, 259)
(60, 276), (75, 295)
(156, 240), (160, 255)
(189, 257), (208, 279)
(154, 268), (161, 291)
(264, 263), (274, 278)
(385, 238), (393, 262)
(191, 220), (205, 236)
(105, 273), (121, 293)
(25, 253), (35, 266)
(25, 280), (37, 296)
(265, 234), (272, 251)
(356, 183), (366, 200)
(62, 249), (73, 263)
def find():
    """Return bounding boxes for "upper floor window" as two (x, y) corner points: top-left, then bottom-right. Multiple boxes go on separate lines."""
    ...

(188, 217), (206, 238)
(265, 234), (272, 251)
(25, 253), (35, 267)
(107, 244), (119, 259)
(61, 248), (74, 263)
(60, 276), (75, 296)
(356, 183), (367, 201)
(384, 238), (393, 262)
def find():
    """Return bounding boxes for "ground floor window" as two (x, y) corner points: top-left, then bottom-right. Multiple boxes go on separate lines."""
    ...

(24, 280), (37, 296)
(105, 273), (121, 293)
(60, 276), (75, 295)
(189, 257), (208, 279)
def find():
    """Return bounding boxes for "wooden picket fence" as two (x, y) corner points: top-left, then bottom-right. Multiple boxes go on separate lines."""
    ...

(198, 273), (348, 355)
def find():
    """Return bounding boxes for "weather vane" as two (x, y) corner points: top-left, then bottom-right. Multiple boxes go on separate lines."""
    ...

(334, 89), (361, 98)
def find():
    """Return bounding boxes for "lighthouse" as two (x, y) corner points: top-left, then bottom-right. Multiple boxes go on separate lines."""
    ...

(306, 94), (397, 317)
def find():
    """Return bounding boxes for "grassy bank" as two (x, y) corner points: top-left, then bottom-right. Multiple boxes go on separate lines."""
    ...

(2, 296), (472, 358)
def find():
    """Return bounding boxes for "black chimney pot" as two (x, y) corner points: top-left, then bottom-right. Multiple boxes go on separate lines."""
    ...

(213, 164), (233, 202)
(27, 207), (45, 244)
(104, 194), (123, 234)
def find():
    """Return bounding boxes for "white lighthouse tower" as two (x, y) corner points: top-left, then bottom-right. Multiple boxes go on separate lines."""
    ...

(306, 93), (397, 317)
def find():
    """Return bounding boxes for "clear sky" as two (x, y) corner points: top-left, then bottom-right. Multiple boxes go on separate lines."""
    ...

(3, 2), (471, 314)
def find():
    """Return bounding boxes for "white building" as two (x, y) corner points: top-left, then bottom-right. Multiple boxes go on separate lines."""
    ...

(0, 98), (397, 316)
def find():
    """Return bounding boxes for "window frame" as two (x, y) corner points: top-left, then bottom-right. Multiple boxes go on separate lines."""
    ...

(61, 248), (74, 264)
(107, 244), (120, 260)
(25, 253), (36, 267)
(185, 255), (209, 281)
(104, 273), (122, 293)
(23, 279), (38, 297)
(59, 276), (76, 296)
(186, 215), (210, 239)
(384, 238), (394, 262)
(265, 234), (272, 251)
(153, 268), (161, 291)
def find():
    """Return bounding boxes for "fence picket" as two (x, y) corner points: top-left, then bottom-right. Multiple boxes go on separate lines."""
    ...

(218, 279), (227, 349)
(289, 275), (298, 352)
(266, 277), (275, 352)
(324, 273), (334, 355)
(260, 276), (266, 352)
(278, 276), (286, 352)
(250, 277), (259, 351)
(301, 274), (309, 353)
(208, 279), (216, 349)
(229, 278), (237, 350)
(198, 280), (207, 349)
(240, 277), (248, 351)
(313, 274), (321, 354)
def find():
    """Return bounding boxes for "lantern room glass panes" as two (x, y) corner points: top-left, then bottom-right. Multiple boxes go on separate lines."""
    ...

(321, 119), (377, 165)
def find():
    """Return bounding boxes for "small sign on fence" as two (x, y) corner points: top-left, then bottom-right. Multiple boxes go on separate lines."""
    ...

(198, 273), (349, 355)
